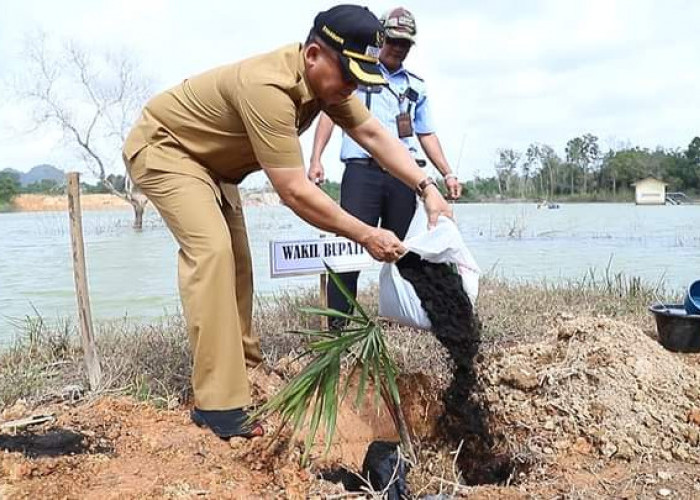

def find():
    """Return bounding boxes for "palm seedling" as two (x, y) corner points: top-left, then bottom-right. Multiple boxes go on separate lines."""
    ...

(252, 264), (415, 465)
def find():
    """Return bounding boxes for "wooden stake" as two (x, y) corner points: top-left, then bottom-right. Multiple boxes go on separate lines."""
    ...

(66, 172), (102, 390)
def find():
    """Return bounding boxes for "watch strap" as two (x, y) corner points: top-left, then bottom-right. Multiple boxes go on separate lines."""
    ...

(415, 177), (437, 198)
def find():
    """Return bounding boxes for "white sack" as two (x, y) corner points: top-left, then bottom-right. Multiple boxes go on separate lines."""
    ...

(378, 204), (480, 330)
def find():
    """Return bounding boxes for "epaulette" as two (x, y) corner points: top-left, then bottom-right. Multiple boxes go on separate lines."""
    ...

(405, 69), (424, 82)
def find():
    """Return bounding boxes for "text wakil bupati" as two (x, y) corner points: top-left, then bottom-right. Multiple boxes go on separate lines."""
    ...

(281, 241), (365, 260)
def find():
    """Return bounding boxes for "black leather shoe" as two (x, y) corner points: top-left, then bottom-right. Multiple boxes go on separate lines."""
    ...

(190, 407), (264, 440)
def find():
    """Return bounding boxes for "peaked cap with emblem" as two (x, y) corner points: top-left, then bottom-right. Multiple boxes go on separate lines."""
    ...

(380, 6), (417, 44)
(312, 4), (387, 85)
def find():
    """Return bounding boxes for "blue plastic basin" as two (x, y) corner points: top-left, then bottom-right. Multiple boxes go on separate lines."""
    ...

(685, 280), (700, 315)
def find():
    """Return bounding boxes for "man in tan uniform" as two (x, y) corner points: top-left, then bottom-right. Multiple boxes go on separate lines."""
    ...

(123, 4), (452, 439)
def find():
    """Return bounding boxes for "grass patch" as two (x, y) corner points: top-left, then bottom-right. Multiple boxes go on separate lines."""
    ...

(0, 274), (666, 409)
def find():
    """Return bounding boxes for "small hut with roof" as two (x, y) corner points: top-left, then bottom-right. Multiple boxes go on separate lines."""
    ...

(632, 177), (667, 205)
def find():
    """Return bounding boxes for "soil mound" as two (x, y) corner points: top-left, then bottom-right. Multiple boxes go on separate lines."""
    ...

(3, 316), (700, 497)
(481, 315), (700, 464)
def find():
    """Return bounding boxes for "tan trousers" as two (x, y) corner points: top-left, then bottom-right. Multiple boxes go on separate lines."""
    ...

(125, 145), (262, 410)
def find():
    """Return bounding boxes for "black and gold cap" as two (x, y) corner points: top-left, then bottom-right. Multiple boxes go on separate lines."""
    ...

(312, 5), (387, 85)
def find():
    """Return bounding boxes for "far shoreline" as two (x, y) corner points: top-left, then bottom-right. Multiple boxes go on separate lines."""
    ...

(4, 192), (687, 213)
(5, 192), (283, 212)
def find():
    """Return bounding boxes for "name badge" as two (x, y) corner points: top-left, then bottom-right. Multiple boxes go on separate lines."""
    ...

(396, 112), (413, 138)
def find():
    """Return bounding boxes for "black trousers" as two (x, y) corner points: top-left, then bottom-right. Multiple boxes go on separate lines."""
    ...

(328, 159), (417, 322)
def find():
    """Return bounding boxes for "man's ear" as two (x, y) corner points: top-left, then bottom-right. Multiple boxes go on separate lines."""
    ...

(304, 42), (322, 66)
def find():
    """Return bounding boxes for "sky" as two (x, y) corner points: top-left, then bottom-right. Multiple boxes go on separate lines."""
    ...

(0, 0), (698, 187)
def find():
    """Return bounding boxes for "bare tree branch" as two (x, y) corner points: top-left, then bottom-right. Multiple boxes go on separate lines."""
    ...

(14, 33), (152, 228)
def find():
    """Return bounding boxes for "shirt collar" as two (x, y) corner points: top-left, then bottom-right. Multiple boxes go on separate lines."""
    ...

(379, 62), (407, 78)
(294, 43), (316, 105)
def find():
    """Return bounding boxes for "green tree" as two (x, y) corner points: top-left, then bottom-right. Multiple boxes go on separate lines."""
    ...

(598, 146), (689, 194)
(319, 180), (340, 202)
(526, 143), (560, 198)
(519, 150), (534, 197)
(686, 137), (700, 162)
(23, 179), (63, 194)
(684, 137), (700, 191)
(0, 172), (21, 204)
(542, 146), (564, 197)
(662, 150), (696, 192)
(495, 148), (520, 197)
(81, 181), (109, 194)
(471, 175), (500, 199)
(600, 148), (649, 192)
(566, 134), (600, 195)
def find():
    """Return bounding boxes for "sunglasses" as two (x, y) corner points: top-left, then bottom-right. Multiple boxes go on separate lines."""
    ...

(385, 37), (412, 48)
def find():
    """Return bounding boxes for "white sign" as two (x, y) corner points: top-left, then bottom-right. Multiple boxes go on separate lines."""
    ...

(269, 236), (374, 278)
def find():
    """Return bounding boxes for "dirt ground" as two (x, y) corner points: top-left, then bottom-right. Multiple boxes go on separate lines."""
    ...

(0, 367), (419, 499)
(2, 316), (700, 498)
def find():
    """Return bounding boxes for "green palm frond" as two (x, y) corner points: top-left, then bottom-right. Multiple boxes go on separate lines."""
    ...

(324, 262), (369, 321)
(251, 264), (412, 465)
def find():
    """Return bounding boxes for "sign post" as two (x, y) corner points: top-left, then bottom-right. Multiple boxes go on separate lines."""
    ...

(319, 235), (327, 329)
(269, 235), (374, 329)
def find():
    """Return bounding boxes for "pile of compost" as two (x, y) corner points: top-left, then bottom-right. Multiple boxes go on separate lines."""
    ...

(396, 251), (514, 484)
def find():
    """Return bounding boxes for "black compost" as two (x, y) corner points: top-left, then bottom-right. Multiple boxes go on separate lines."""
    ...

(396, 251), (515, 485)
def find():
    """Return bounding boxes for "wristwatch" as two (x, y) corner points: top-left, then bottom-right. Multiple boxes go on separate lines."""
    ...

(415, 177), (437, 199)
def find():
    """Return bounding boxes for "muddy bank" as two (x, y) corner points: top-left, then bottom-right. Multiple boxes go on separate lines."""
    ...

(12, 194), (132, 211)
(10, 191), (281, 212)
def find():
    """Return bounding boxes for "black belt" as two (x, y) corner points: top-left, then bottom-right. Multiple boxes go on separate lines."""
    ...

(344, 158), (427, 167)
(345, 158), (375, 166)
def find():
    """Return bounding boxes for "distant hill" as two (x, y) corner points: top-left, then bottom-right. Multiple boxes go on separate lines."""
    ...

(1, 164), (65, 186)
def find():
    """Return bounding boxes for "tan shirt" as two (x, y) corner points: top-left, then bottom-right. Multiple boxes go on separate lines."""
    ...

(124, 43), (370, 183)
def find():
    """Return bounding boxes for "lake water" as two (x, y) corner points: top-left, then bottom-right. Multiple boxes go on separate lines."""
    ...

(1, 203), (698, 342)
